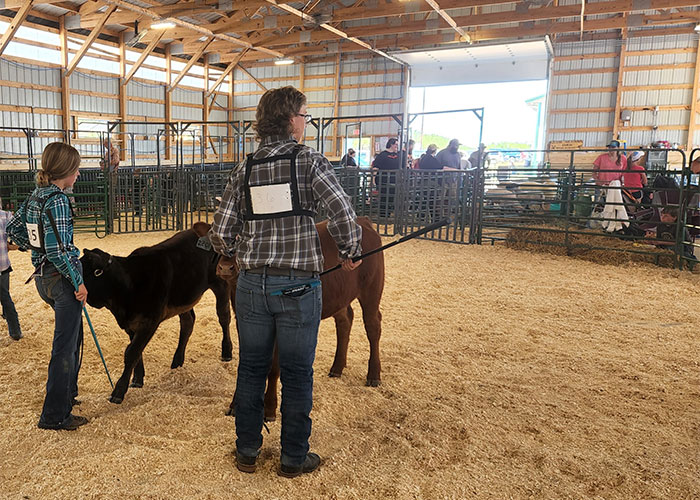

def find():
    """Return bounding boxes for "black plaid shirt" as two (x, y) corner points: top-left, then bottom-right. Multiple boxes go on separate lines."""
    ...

(209, 136), (362, 273)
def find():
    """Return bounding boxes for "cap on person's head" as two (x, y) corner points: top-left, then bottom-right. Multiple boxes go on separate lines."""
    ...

(607, 139), (621, 148)
(386, 138), (398, 149)
(348, 148), (355, 155)
(449, 139), (461, 148)
(628, 150), (645, 163)
(427, 144), (437, 153)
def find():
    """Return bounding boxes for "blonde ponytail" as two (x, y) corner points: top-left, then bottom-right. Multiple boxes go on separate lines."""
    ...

(35, 170), (51, 187)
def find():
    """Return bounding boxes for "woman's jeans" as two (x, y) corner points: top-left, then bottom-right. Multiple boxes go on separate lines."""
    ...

(0, 271), (21, 339)
(234, 270), (322, 467)
(35, 262), (83, 426)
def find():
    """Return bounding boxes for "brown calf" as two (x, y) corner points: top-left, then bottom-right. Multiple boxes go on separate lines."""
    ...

(218, 216), (384, 421)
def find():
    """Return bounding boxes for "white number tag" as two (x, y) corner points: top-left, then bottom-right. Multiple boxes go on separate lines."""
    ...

(26, 222), (40, 247)
(249, 183), (293, 215)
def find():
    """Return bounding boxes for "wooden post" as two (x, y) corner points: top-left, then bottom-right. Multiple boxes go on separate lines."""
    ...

(59, 16), (71, 136)
(612, 28), (627, 140)
(203, 58), (209, 162)
(228, 71), (234, 161)
(687, 39), (700, 152)
(119, 33), (127, 162)
(165, 44), (172, 161)
(299, 59), (305, 92)
(332, 52), (341, 156)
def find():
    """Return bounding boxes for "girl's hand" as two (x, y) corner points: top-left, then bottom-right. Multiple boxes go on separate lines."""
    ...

(75, 284), (88, 304)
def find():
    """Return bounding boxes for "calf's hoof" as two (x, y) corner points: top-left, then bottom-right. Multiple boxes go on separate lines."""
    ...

(328, 371), (342, 378)
(109, 395), (123, 404)
(221, 355), (233, 362)
(366, 378), (381, 387)
(170, 360), (184, 369)
(129, 381), (143, 388)
(264, 414), (277, 423)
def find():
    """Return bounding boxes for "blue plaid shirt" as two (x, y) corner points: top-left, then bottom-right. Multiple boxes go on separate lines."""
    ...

(0, 210), (11, 273)
(6, 185), (83, 285)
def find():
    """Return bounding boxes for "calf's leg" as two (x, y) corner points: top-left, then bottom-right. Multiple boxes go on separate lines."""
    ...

(171, 310), (195, 369)
(110, 325), (158, 404)
(211, 280), (233, 362)
(126, 331), (145, 388)
(329, 305), (353, 378)
(359, 299), (382, 387)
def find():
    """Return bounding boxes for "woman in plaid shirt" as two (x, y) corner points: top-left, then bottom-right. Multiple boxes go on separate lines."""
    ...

(7, 142), (88, 431)
(210, 86), (362, 478)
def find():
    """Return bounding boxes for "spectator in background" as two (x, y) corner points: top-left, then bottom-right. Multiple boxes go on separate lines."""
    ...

(405, 139), (415, 169)
(0, 197), (22, 341)
(417, 144), (441, 171)
(436, 139), (461, 170)
(340, 148), (357, 167)
(593, 140), (626, 186)
(372, 138), (399, 216)
(623, 150), (648, 203)
(99, 138), (120, 173)
(469, 143), (487, 169)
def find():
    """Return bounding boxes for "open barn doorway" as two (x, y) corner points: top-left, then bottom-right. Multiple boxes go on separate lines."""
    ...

(394, 40), (550, 169)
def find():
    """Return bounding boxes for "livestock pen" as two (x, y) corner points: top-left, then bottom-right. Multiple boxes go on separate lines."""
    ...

(0, 228), (697, 499)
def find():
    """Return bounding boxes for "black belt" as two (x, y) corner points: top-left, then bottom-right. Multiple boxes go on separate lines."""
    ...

(245, 266), (316, 278)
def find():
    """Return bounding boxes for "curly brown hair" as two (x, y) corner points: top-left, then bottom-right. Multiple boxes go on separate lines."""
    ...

(253, 86), (307, 139)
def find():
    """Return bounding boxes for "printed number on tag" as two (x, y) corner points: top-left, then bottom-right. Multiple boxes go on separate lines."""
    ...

(26, 222), (40, 247)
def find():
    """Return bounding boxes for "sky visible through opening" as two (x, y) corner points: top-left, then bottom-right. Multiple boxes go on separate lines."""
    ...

(408, 80), (548, 154)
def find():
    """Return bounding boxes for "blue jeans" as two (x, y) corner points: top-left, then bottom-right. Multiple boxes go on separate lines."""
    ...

(234, 270), (322, 467)
(35, 262), (84, 426)
(0, 271), (21, 339)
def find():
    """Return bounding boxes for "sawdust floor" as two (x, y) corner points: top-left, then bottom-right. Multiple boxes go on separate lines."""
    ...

(0, 230), (698, 499)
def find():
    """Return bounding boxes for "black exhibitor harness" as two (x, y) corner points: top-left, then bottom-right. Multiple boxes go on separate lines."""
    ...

(242, 144), (316, 221)
(22, 190), (75, 255)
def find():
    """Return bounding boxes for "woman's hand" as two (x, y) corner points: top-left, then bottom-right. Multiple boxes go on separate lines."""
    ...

(75, 284), (88, 304)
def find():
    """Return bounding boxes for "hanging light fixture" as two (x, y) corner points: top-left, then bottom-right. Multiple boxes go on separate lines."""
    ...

(274, 58), (295, 65)
(695, 23), (700, 32)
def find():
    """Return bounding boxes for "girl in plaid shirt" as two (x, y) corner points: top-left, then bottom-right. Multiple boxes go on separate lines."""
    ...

(7, 142), (88, 431)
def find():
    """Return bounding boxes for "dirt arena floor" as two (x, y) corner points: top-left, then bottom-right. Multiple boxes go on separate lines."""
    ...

(0, 229), (698, 499)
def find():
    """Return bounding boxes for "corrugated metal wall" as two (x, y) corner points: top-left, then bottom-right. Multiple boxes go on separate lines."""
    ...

(0, 50), (406, 162)
(547, 34), (700, 149)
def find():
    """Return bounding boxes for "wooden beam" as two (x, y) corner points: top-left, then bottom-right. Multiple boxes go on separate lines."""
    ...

(203, 58), (209, 155)
(65, 4), (116, 77)
(98, 0), (284, 58)
(228, 71), (234, 161)
(299, 60), (305, 92)
(423, 0), (470, 42)
(687, 38), (700, 151)
(332, 52), (341, 155)
(237, 65), (267, 92)
(206, 49), (248, 97)
(119, 32), (127, 162)
(263, 0), (404, 65)
(165, 43), (172, 161)
(123, 30), (164, 85)
(0, 0), (35, 56)
(613, 29), (627, 140)
(169, 38), (213, 91)
(59, 14), (70, 134)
